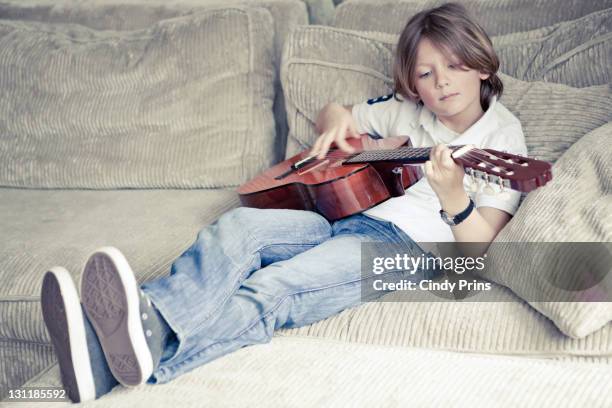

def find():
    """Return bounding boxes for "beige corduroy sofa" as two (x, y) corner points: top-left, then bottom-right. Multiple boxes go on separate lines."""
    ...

(1, 0), (611, 406)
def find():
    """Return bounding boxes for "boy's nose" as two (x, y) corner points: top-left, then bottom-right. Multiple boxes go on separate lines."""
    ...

(435, 68), (451, 88)
(436, 76), (449, 88)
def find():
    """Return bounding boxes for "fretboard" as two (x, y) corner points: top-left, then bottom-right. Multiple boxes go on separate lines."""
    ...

(345, 146), (458, 164)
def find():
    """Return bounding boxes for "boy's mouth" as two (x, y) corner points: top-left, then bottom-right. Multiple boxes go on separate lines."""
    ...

(440, 92), (459, 101)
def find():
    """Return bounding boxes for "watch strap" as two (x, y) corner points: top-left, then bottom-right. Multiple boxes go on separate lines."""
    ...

(440, 198), (475, 226)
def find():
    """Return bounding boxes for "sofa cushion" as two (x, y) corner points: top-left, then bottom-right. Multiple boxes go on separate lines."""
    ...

(279, 284), (612, 356)
(0, 0), (309, 162)
(281, 25), (611, 163)
(334, 2), (612, 88)
(484, 123), (612, 338)
(497, 75), (611, 163)
(492, 8), (612, 87)
(334, 0), (612, 37)
(0, 187), (241, 397)
(0, 6), (276, 188)
(301, 0), (336, 24)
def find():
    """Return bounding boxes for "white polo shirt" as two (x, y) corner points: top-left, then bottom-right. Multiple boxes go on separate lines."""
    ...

(352, 94), (528, 243)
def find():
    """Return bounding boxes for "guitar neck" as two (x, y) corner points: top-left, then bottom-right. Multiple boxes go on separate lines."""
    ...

(344, 146), (461, 165)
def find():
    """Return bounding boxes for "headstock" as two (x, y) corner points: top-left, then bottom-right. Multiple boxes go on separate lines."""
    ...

(451, 145), (553, 193)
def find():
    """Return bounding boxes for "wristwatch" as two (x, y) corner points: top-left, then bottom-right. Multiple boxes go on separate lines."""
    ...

(440, 198), (475, 226)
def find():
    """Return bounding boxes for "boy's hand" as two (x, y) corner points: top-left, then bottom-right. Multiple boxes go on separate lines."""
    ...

(311, 103), (361, 160)
(425, 144), (468, 212)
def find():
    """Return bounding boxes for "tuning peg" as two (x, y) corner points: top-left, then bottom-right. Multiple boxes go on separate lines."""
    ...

(467, 168), (479, 192)
(483, 174), (495, 195)
(496, 178), (511, 200)
(483, 184), (495, 195)
(469, 179), (480, 193)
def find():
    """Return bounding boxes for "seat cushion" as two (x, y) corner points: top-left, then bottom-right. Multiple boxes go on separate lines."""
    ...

(0, 187), (240, 397)
(18, 336), (612, 407)
(278, 285), (612, 357)
(0, 6), (276, 188)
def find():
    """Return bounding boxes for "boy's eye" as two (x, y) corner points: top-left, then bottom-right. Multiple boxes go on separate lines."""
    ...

(418, 72), (431, 78)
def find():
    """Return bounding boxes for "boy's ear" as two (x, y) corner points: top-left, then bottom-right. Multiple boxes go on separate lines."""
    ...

(479, 71), (491, 80)
(408, 90), (420, 104)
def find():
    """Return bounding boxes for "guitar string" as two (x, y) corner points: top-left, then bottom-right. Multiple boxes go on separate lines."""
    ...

(305, 147), (527, 191)
(320, 150), (505, 180)
(331, 146), (512, 169)
(318, 146), (519, 176)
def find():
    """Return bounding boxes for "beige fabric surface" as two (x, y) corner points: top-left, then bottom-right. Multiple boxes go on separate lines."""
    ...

(486, 123), (612, 339)
(0, 187), (241, 398)
(497, 75), (611, 163)
(334, 0), (612, 37)
(277, 285), (612, 357)
(0, 0), (309, 163)
(0, 6), (276, 188)
(14, 336), (612, 407)
(301, 0), (336, 24)
(0, 340), (56, 405)
(281, 25), (612, 163)
(492, 8), (612, 87)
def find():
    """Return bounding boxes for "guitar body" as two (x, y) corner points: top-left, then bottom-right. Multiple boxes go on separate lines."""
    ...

(237, 136), (423, 220)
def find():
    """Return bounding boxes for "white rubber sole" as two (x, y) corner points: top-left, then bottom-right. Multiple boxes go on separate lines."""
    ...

(41, 267), (96, 402)
(80, 246), (154, 386)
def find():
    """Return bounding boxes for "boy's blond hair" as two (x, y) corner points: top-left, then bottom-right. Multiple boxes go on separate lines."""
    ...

(393, 2), (503, 111)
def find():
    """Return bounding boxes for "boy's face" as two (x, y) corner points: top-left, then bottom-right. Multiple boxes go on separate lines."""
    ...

(413, 37), (489, 132)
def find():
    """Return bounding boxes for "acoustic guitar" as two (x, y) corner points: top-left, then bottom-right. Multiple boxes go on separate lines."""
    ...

(237, 135), (552, 221)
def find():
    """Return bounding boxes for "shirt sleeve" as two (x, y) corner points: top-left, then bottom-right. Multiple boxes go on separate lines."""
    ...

(351, 93), (404, 139)
(473, 123), (528, 216)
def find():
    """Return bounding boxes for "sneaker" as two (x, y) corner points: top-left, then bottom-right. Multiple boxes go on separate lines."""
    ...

(41, 267), (118, 402)
(80, 247), (169, 386)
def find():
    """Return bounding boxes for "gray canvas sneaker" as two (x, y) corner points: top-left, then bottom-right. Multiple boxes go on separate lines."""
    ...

(41, 267), (119, 403)
(80, 247), (171, 387)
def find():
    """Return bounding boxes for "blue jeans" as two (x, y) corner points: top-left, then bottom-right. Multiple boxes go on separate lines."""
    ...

(141, 207), (428, 384)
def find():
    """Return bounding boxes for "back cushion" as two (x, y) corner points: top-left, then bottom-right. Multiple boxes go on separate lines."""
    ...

(493, 8), (612, 87)
(335, 2), (612, 88)
(0, 0), (310, 162)
(334, 0), (612, 37)
(0, 7), (276, 188)
(485, 123), (612, 338)
(281, 26), (612, 163)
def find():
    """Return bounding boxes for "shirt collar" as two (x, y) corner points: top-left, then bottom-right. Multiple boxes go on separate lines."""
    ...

(416, 96), (499, 140)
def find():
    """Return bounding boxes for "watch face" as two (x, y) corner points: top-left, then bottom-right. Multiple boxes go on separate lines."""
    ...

(441, 211), (454, 226)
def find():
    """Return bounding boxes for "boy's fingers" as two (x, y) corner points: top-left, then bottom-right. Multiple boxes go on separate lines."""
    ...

(335, 136), (355, 154)
(428, 144), (438, 162)
(313, 132), (330, 158)
(434, 144), (446, 164)
(311, 133), (327, 156)
(348, 124), (361, 139)
(442, 150), (454, 168)
(424, 160), (434, 178)
(430, 149), (441, 175)
(317, 131), (337, 159)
